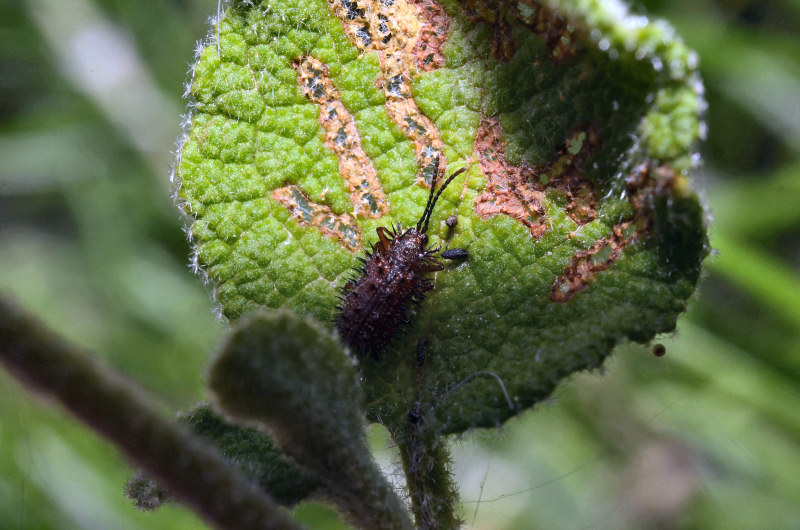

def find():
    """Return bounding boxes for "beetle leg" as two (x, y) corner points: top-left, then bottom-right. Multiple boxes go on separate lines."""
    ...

(420, 257), (444, 273)
(376, 226), (393, 252)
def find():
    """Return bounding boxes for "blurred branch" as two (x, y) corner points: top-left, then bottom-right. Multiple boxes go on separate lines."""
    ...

(0, 295), (302, 530)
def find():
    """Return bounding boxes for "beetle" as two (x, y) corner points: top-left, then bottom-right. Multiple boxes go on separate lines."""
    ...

(336, 160), (468, 359)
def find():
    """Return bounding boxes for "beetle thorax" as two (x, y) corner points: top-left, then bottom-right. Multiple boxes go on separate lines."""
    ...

(389, 229), (429, 268)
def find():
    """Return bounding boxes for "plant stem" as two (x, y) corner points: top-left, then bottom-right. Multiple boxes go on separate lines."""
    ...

(394, 401), (461, 530)
(0, 296), (302, 530)
(208, 309), (413, 530)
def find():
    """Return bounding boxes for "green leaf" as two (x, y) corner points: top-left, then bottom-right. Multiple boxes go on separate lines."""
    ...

(179, 404), (321, 506)
(177, 0), (707, 434)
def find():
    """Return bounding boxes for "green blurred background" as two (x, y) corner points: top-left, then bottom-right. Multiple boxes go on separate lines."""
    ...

(1, 0), (798, 528)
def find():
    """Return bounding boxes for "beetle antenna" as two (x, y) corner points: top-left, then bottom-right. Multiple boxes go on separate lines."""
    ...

(420, 166), (467, 234)
(418, 157), (441, 231)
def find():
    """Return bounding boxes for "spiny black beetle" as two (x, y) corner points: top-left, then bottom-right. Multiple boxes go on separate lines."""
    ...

(336, 159), (467, 359)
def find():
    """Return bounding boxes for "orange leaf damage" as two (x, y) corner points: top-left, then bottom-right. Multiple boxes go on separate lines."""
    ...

(471, 118), (675, 302)
(410, 0), (452, 71)
(327, 0), (449, 184)
(473, 117), (599, 238)
(273, 185), (362, 251)
(294, 56), (388, 219)
(551, 164), (680, 301)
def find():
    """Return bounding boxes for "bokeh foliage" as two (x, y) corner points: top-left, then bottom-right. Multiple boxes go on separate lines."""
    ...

(1, 1), (799, 529)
